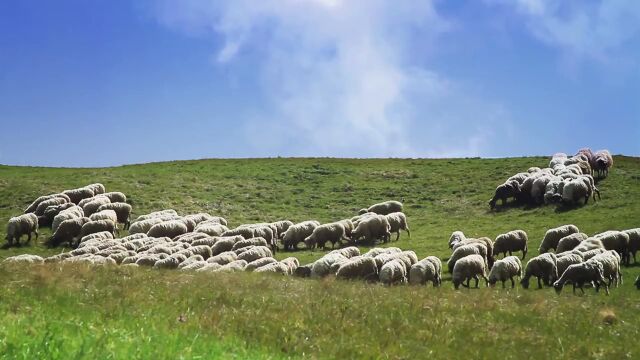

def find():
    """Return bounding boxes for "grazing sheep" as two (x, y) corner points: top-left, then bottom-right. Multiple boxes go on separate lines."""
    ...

(553, 261), (609, 295)
(195, 222), (229, 237)
(360, 200), (403, 216)
(102, 192), (126, 203)
(213, 260), (248, 272)
(409, 259), (440, 286)
(39, 203), (76, 227)
(129, 218), (164, 235)
(280, 257), (299, 274)
(207, 251), (238, 265)
(81, 220), (117, 238)
(489, 180), (520, 209)
(452, 254), (488, 289)
(447, 243), (488, 273)
(82, 196), (111, 217)
(89, 209), (118, 224)
(255, 262), (290, 274)
(521, 253), (558, 289)
(507, 172), (530, 185)
(85, 183), (106, 195)
(177, 255), (205, 270)
(5, 213), (39, 246)
(174, 232), (210, 244)
(622, 228), (640, 264)
(494, 230), (528, 260)
(577, 248), (606, 261)
(362, 247), (402, 258)
(271, 220), (294, 239)
(556, 233), (588, 253)
(3, 254), (44, 264)
(153, 254), (187, 270)
(589, 251), (622, 287)
(539, 225), (580, 254)
(311, 253), (349, 278)
(183, 213), (215, 225)
(573, 238), (605, 253)
(195, 263), (223, 273)
(131, 209), (178, 224)
(282, 221), (320, 251)
(329, 246), (360, 259)
(187, 245), (213, 260)
(210, 237), (238, 256)
(35, 197), (69, 216)
(63, 187), (95, 204)
(379, 259), (408, 285)
(231, 237), (268, 251)
(51, 205), (84, 232)
(96, 203), (132, 230)
(448, 231), (466, 249)
(350, 215), (391, 244)
(488, 256), (522, 288)
(335, 256), (378, 281)
(147, 220), (188, 239)
(452, 237), (495, 268)
(244, 257), (278, 272)
(594, 231), (630, 265)
(556, 253), (584, 277)
(562, 179), (590, 205)
(385, 212), (410, 241)
(304, 222), (349, 250)
(24, 193), (70, 214)
(237, 246), (273, 263)
(593, 150), (613, 177)
(48, 217), (90, 247)
(294, 264), (312, 278)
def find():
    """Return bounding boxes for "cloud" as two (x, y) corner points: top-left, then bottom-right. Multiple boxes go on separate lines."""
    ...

(151, 0), (513, 158)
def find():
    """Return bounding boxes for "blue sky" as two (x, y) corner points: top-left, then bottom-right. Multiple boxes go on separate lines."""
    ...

(0, 0), (638, 167)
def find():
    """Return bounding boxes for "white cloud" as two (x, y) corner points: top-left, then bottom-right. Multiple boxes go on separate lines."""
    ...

(152, 0), (513, 157)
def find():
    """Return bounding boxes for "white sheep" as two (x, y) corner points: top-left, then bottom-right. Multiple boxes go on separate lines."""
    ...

(385, 212), (410, 241)
(5, 213), (39, 246)
(362, 247), (401, 258)
(594, 230), (630, 265)
(85, 183), (106, 195)
(51, 205), (84, 232)
(244, 257), (278, 272)
(488, 256), (522, 288)
(271, 220), (294, 239)
(379, 259), (408, 285)
(48, 217), (90, 247)
(34, 197), (69, 216)
(622, 228), (640, 264)
(359, 200), (403, 215)
(553, 261), (609, 295)
(350, 215), (391, 244)
(102, 192), (126, 203)
(77, 231), (114, 247)
(593, 149), (613, 178)
(311, 253), (349, 278)
(494, 230), (528, 260)
(555, 232), (588, 253)
(447, 243), (488, 273)
(281, 220), (320, 251)
(3, 254), (44, 264)
(96, 203), (133, 230)
(409, 258), (440, 286)
(452, 237), (495, 268)
(231, 237), (269, 251)
(195, 222), (229, 237)
(539, 225), (580, 253)
(562, 179), (591, 205)
(335, 256), (379, 281)
(177, 255), (205, 270)
(448, 231), (466, 249)
(81, 219), (117, 238)
(131, 209), (178, 224)
(573, 237), (605, 253)
(452, 254), (488, 289)
(254, 262), (290, 274)
(82, 196), (111, 217)
(212, 260), (248, 272)
(89, 209), (118, 224)
(237, 246), (273, 263)
(24, 193), (70, 214)
(207, 251), (238, 265)
(521, 253), (558, 289)
(588, 251), (622, 288)
(556, 252), (584, 277)
(63, 187), (95, 204)
(328, 246), (360, 259)
(304, 222), (349, 250)
(147, 220), (188, 239)
(280, 257), (299, 274)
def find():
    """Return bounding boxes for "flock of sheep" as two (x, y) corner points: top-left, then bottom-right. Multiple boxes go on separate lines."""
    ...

(489, 148), (612, 209)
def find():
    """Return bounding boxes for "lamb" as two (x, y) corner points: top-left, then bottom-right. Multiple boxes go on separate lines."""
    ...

(147, 220), (188, 239)
(244, 257), (278, 272)
(237, 246), (273, 263)
(51, 205), (84, 232)
(556, 232), (588, 253)
(89, 209), (118, 224)
(593, 150), (613, 178)
(82, 196), (111, 217)
(304, 222), (349, 250)
(359, 200), (403, 215)
(25, 193), (70, 214)
(452, 254), (488, 289)
(81, 220), (117, 238)
(336, 256), (379, 281)
(539, 225), (580, 253)
(47, 217), (90, 247)
(194, 222), (229, 237)
(385, 212), (410, 241)
(96, 203), (133, 230)
(3, 254), (44, 264)
(379, 259), (408, 285)
(622, 228), (640, 264)
(5, 213), (39, 246)
(556, 253), (584, 277)
(448, 231), (466, 249)
(447, 243), (488, 274)
(521, 253), (558, 289)
(589, 251), (622, 287)
(488, 256), (522, 288)
(102, 192), (126, 203)
(281, 220), (320, 251)
(35, 197), (68, 216)
(350, 215), (391, 244)
(594, 230), (630, 265)
(63, 187), (95, 204)
(494, 230), (528, 260)
(488, 180), (520, 209)
(553, 261), (609, 295)
(409, 258), (441, 286)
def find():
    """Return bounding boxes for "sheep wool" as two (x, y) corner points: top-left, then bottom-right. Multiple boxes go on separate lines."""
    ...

(521, 253), (558, 289)
(385, 212), (411, 241)
(379, 259), (408, 285)
(488, 256), (522, 288)
(539, 225), (580, 253)
(494, 230), (528, 260)
(336, 256), (379, 281)
(553, 261), (608, 295)
(452, 254), (488, 289)
(5, 213), (39, 246)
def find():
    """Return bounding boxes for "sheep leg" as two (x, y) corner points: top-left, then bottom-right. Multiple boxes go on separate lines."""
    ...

(473, 275), (479, 288)
(395, 232), (400, 241)
(508, 250), (513, 256)
(406, 227), (411, 238)
(509, 277), (515, 288)
(572, 283), (576, 294)
(537, 277), (542, 289)
(27, 232), (32, 244)
(465, 278), (471, 288)
(522, 245), (527, 260)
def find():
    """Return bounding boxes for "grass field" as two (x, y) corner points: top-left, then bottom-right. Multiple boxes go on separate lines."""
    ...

(1, 156), (639, 359)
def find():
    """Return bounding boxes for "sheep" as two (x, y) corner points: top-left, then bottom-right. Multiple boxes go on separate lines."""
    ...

(81, 220), (117, 239)
(177, 255), (205, 269)
(452, 237), (495, 268)
(447, 243), (488, 273)
(561, 179), (591, 205)
(101, 192), (126, 203)
(385, 212), (410, 241)
(271, 220), (294, 239)
(556, 232), (588, 253)
(589, 251), (623, 288)
(85, 183), (106, 195)
(153, 254), (188, 269)
(35, 197), (68, 216)
(51, 205), (84, 232)
(311, 253), (349, 278)
(82, 196), (111, 217)
(231, 237), (268, 251)
(89, 209), (118, 224)
(363, 247), (402, 258)
(5, 213), (39, 246)
(96, 203), (132, 230)
(452, 254), (488, 289)
(3, 254), (44, 264)
(280, 257), (299, 274)
(39, 202), (76, 227)
(63, 187), (95, 204)
(488, 180), (520, 209)
(186, 245), (213, 260)
(207, 251), (238, 265)
(556, 252), (584, 277)
(237, 246), (273, 263)
(294, 264), (312, 278)
(409, 259), (440, 286)
(622, 228), (640, 264)
(350, 215), (391, 244)
(174, 232), (210, 244)
(47, 217), (90, 247)
(334, 256), (378, 281)
(593, 150), (613, 177)
(190, 237), (219, 248)
(183, 213), (214, 225)
(77, 231), (114, 247)
(521, 253), (558, 289)
(531, 175), (556, 204)
(577, 248), (606, 261)
(507, 172), (530, 185)
(573, 238), (605, 253)
(147, 220), (188, 239)
(488, 256), (522, 288)
(594, 230), (630, 265)
(129, 218), (164, 235)
(255, 262), (290, 274)
(494, 230), (528, 260)
(282, 221), (320, 251)
(539, 225), (580, 254)
(448, 231), (466, 249)
(210, 237), (238, 256)
(304, 222), (350, 250)
(360, 200), (403, 216)
(195, 262), (223, 272)
(131, 209), (178, 224)
(328, 246), (360, 259)
(24, 193), (70, 214)
(195, 223), (229, 237)
(553, 261), (609, 295)
(244, 257), (278, 272)
(213, 260), (248, 272)
(379, 259), (408, 285)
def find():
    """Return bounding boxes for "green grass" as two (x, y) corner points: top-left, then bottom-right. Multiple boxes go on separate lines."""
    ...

(1, 156), (640, 359)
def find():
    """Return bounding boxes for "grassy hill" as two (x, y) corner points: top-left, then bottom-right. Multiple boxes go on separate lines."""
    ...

(1, 156), (639, 358)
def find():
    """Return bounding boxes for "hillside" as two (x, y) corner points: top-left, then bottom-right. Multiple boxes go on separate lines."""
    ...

(1, 156), (639, 358)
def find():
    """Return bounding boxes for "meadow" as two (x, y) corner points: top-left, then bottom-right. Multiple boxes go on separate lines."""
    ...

(1, 156), (639, 359)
